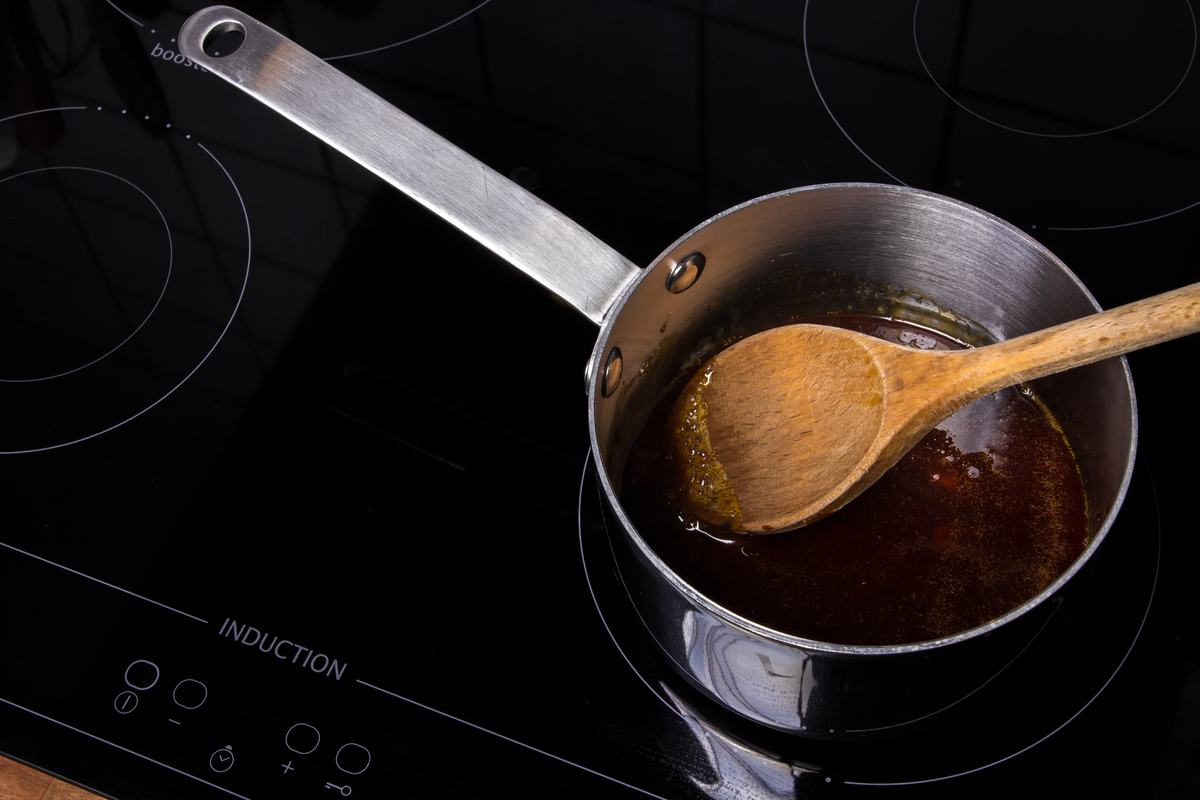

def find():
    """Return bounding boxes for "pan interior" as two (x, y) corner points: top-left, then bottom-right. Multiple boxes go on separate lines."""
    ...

(590, 184), (1135, 646)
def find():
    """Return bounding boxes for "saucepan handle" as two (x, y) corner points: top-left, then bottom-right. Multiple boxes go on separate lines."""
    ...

(179, 6), (640, 325)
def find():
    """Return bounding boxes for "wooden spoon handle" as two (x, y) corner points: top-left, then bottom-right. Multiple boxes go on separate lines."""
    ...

(965, 281), (1200, 395)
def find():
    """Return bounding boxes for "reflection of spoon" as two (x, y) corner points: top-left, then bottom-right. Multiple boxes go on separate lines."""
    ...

(670, 282), (1200, 534)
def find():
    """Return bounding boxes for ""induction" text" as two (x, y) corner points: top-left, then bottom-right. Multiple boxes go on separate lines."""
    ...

(218, 618), (347, 680)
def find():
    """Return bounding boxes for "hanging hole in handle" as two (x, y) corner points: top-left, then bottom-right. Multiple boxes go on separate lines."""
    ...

(202, 20), (246, 58)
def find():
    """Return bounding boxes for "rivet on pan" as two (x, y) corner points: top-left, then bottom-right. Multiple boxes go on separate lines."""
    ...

(602, 347), (623, 397)
(666, 252), (705, 294)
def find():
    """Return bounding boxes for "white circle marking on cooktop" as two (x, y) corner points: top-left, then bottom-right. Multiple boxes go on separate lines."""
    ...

(912, 0), (1197, 138)
(0, 166), (172, 383)
(0, 108), (252, 454)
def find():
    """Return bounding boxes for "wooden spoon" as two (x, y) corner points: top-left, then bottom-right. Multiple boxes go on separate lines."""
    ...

(669, 282), (1200, 534)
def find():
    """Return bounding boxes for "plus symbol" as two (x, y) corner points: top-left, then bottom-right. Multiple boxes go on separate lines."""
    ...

(282, 761), (294, 774)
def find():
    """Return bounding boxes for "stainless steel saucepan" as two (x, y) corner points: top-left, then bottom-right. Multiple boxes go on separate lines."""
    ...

(180, 6), (1137, 738)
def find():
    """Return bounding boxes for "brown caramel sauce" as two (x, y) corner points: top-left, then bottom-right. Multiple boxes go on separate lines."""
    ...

(665, 366), (744, 530)
(619, 316), (1089, 646)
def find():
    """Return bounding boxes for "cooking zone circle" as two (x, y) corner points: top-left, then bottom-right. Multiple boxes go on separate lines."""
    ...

(912, 0), (1194, 137)
(578, 453), (1161, 786)
(804, 0), (1200, 229)
(0, 107), (250, 454)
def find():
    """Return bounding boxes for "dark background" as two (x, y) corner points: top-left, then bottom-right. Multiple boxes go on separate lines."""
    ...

(2, 1), (1198, 797)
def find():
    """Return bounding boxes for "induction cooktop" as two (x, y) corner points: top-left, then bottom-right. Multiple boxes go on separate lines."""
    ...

(2, 2), (1198, 798)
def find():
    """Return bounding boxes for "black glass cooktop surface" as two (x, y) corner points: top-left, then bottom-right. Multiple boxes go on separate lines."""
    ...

(2, 2), (1198, 798)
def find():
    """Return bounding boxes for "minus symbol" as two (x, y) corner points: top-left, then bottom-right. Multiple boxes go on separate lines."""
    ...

(169, 719), (180, 725)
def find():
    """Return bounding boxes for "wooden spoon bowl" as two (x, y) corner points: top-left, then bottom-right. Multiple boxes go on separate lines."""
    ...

(672, 281), (1200, 533)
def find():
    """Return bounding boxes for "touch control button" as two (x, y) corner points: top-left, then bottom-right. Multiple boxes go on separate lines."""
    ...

(285, 723), (320, 754)
(124, 660), (159, 690)
(114, 691), (138, 714)
(210, 746), (234, 773)
(335, 743), (370, 775)
(173, 679), (208, 709)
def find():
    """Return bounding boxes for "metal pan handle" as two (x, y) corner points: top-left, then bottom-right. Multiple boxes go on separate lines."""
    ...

(179, 6), (640, 325)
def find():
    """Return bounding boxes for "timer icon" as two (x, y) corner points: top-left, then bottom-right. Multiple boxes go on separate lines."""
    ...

(210, 746), (234, 773)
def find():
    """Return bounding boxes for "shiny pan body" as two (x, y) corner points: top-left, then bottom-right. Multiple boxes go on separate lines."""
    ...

(587, 183), (1135, 737)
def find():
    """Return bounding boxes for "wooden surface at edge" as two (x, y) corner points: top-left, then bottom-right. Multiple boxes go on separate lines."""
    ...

(0, 755), (107, 800)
